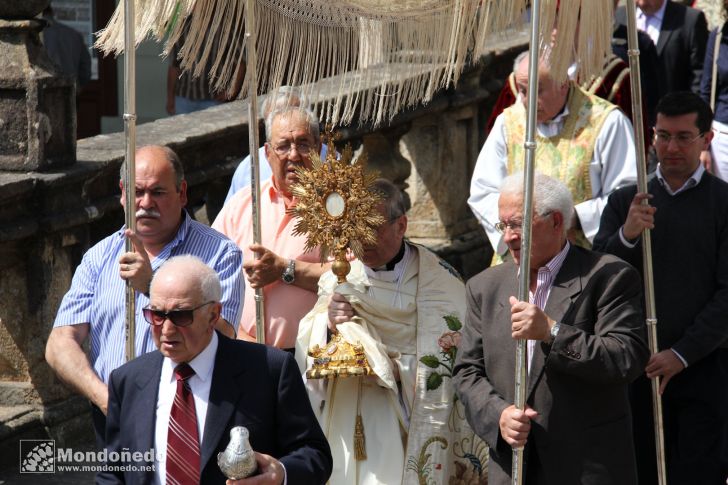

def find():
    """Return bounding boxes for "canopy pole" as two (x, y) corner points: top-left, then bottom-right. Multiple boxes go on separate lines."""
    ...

(624, 2), (667, 483)
(246, 0), (265, 344)
(512, 0), (541, 483)
(123, 0), (137, 362)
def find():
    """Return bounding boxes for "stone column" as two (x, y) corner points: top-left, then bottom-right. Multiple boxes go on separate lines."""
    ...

(0, 0), (75, 172)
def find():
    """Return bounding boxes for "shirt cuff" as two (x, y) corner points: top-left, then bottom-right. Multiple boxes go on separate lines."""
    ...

(281, 461), (287, 485)
(619, 226), (640, 248)
(670, 348), (689, 368)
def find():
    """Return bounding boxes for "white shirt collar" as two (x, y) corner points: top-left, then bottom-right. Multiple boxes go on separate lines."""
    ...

(637, 0), (667, 23)
(163, 331), (218, 384)
(655, 163), (705, 196)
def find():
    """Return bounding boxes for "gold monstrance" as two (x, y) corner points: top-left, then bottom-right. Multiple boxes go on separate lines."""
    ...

(289, 136), (384, 380)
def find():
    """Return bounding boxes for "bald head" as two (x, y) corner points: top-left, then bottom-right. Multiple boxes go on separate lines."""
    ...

(151, 255), (222, 303)
(513, 53), (569, 123)
(121, 145), (184, 191)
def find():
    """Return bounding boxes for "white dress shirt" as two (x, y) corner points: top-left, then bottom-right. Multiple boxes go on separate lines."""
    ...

(153, 332), (218, 484)
(636, 0), (668, 46)
(468, 103), (637, 255)
(527, 242), (570, 372)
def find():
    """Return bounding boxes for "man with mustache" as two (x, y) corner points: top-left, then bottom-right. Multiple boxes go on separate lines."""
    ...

(213, 107), (327, 349)
(46, 145), (244, 450)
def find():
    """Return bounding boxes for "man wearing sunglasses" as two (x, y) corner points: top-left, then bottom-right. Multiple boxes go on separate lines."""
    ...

(99, 255), (332, 485)
(594, 91), (728, 483)
(214, 107), (328, 349)
(455, 172), (648, 485)
(46, 145), (244, 450)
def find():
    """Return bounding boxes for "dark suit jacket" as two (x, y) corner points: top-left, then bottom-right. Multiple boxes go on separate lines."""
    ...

(453, 246), (649, 485)
(616, 1), (708, 96)
(612, 23), (661, 124)
(97, 334), (332, 484)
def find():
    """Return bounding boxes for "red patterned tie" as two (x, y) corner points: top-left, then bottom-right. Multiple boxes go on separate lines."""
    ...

(166, 363), (201, 485)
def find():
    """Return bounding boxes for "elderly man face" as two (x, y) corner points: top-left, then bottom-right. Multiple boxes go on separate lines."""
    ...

(148, 267), (220, 364)
(498, 193), (565, 271)
(514, 57), (569, 124)
(120, 146), (187, 246)
(265, 110), (319, 198)
(361, 203), (407, 269)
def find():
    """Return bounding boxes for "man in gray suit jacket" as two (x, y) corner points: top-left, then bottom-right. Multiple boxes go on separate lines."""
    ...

(453, 173), (649, 484)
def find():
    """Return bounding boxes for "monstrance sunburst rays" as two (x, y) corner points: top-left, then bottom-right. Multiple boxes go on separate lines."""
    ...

(289, 140), (384, 272)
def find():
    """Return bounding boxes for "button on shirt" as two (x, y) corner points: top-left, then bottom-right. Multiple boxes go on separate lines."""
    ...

(636, 2), (667, 46)
(213, 178), (321, 348)
(527, 242), (571, 372)
(53, 212), (244, 384)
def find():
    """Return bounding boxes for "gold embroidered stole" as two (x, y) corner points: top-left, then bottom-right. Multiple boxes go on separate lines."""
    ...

(503, 84), (616, 206)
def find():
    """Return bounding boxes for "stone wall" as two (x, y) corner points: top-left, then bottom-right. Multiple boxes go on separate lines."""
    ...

(0, 37), (526, 470)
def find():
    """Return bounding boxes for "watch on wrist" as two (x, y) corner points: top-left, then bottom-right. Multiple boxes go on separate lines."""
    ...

(549, 322), (561, 343)
(281, 259), (295, 284)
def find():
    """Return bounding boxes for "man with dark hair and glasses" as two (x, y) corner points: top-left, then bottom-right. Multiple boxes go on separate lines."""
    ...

(214, 107), (328, 350)
(455, 172), (648, 485)
(100, 255), (332, 485)
(46, 145), (243, 451)
(594, 91), (728, 483)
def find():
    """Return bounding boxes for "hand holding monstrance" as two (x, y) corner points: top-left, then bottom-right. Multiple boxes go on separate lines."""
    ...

(289, 139), (384, 379)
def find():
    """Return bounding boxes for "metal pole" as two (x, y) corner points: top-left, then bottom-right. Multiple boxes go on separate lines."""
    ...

(245, 0), (265, 344)
(123, 0), (137, 362)
(624, 2), (667, 483)
(512, 1), (541, 483)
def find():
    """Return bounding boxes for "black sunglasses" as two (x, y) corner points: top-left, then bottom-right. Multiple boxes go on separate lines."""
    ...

(142, 302), (214, 327)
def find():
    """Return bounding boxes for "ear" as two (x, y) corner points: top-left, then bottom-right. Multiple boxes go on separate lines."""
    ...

(703, 129), (715, 149)
(552, 210), (565, 232)
(395, 215), (408, 238)
(208, 302), (222, 331)
(178, 180), (188, 206)
(264, 142), (271, 160)
(119, 180), (125, 205)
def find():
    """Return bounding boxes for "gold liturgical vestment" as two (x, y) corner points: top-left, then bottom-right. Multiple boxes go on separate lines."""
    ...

(504, 84), (615, 214)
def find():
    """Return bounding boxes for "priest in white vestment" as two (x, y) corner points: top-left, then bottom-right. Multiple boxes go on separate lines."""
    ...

(296, 179), (487, 485)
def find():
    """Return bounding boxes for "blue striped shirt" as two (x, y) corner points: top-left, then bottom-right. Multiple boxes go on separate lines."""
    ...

(53, 211), (244, 383)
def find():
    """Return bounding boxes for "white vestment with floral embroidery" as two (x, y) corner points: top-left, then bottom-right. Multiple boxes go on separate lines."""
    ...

(296, 243), (488, 484)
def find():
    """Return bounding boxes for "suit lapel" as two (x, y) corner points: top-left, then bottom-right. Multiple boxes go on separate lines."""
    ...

(136, 353), (163, 483)
(199, 335), (248, 471)
(656, 1), (676, 55)
(526, 247), (583, 400)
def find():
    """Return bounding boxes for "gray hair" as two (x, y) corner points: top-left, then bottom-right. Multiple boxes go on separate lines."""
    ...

(151, 255), (222, 302)
(513, 50), (529, 72)
(261, 86), (310, 118)
(265, 107), (320, 142)
(120, 145), (184, 191)
(371, 178), (407, 221)
(499, 172), (574, 235)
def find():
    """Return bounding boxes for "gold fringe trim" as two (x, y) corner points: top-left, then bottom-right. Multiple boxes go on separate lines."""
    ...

(354, 376), (366, 461)
(354, 414), (367, 461)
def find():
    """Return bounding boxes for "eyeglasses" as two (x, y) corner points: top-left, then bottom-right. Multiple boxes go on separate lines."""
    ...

(142, 302), (214, 327)
(272, 140), (313, 156)
(653, 130), (705, 147)
(495, 211), (552, 234)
